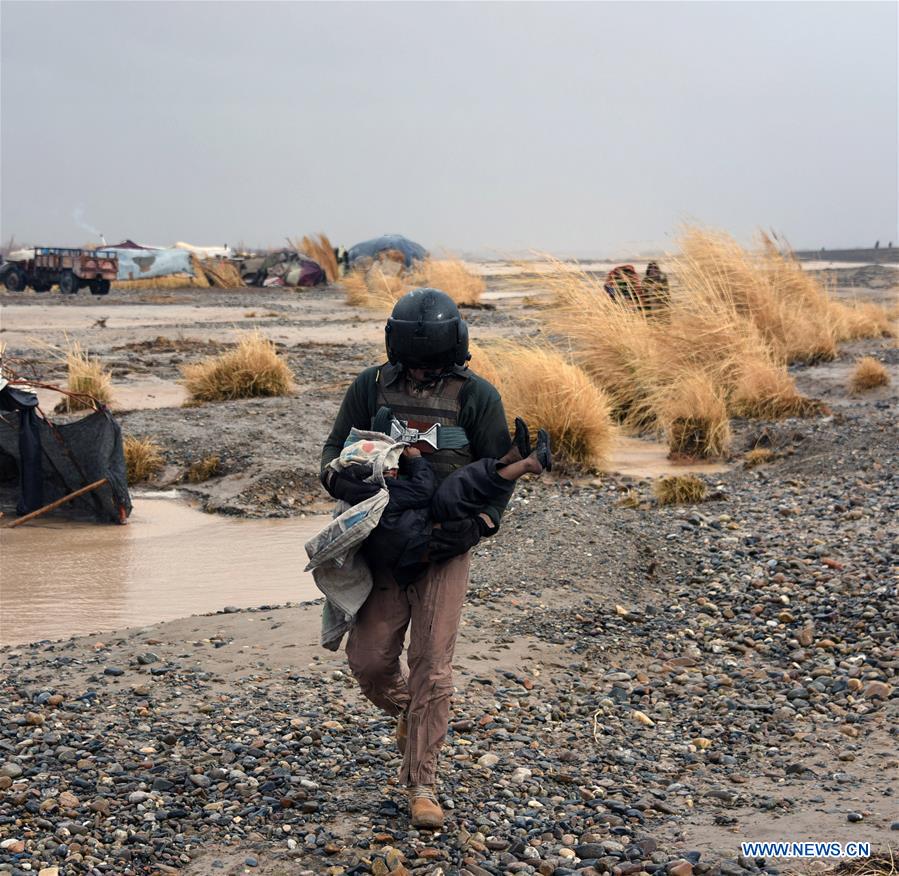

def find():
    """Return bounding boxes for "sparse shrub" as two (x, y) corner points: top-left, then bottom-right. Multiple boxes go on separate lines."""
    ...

(181, 331), (294, 402)
(58, 342), (113, 412)
(187, 454), (221, 483)
(124, 435), (164, 484)
(744, 447), (775, 468)
(654, 475), (708, 506)
(468, 342), (615, 469)
(850, 356), (890, 393)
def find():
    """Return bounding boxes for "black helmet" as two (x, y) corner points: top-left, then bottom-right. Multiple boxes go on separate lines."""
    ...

(385, 288), (469, 368)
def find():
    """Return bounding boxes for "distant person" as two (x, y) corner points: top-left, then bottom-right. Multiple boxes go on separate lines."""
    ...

(642, 261), (670, 312)
(604, 265), (644, 307)
(319, 288), (514, 830)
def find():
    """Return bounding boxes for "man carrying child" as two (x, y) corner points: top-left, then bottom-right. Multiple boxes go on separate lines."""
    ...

(319, 288), (549, 829)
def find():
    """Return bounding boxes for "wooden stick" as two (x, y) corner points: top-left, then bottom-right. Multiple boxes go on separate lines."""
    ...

(7, 478), (108, 528)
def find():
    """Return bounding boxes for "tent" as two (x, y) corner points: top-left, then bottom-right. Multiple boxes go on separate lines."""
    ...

(347, 235), (428, 269)
(98, 246), (195, 281)
(0, 383), (131, 523)
(245, 250), (326, 287)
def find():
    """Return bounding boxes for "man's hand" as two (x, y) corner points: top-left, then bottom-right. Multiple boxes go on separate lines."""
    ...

(429, 518), (481, 563)
(322, 466), (380, 505)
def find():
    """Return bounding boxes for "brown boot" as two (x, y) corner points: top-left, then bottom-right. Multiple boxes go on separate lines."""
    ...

(408, 785), (443, 830)
(396, 711), (408, 756)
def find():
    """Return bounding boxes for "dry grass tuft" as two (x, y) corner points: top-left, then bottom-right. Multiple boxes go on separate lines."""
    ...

(617, 489), (642, 509)
(654, 475), (708, 506)
(341, 266), (406, 310)
(342, 258), (485, 310)
(729, 358), (816, 419)
(124, 435), (164, 484)
(654, 371), (731, 458)
(202, 260), (244, 288)
(181, 331), (294, 402)
(469, 341), (615, 470)
(187, 454), (221, 483)
(850, 356), (890, 393)
(298, 233), (339, 284)
(409, 259), (485, 306)
(744, 447), (775, 468)
(58, 342), (113, 412)
(834, 850), (897, 876)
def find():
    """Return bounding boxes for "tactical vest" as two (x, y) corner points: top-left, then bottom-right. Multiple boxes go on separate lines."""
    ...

(376, 368), (473, 481)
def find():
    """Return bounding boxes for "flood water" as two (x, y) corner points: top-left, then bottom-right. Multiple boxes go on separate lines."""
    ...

(605, 435), (730, 478)
(0, 498), (325, 646)
(33, 376), (188, 412)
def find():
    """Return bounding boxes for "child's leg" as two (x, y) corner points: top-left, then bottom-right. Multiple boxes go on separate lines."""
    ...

(495, 417), (532, 467)
(431, 459), (512, 522)
(496, 454), (543, 481)
(497, 428), (553, 480)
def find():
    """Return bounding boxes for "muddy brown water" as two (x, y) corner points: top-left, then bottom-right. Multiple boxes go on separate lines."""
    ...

(32, 376), (188, 412)
(604, 435), (730, 478)
(0, 498), (325, 646)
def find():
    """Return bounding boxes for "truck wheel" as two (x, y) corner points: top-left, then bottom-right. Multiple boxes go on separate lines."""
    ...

(3, 268), (26, 292)
(59, 271), (80, 294)
(89, 279), (111, 296)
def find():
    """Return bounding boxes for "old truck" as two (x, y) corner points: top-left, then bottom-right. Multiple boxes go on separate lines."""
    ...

(0, 247), (118, 295)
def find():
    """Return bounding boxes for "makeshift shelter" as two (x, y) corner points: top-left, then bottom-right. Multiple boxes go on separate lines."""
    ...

(245, 250), (326, 287)
(347, 235), (428, 269)
(98, 246), (195, 281)
(0, 381), (131, 523)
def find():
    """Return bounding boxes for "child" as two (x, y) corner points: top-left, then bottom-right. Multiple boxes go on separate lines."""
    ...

(364, 419), (551, 585)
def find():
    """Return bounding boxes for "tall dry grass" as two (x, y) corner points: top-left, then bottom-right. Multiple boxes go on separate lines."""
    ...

(410, 259), (485, 306)
(58, 342), (114, 412)
(341, 258), (485, 310)
(181, 331), (294, 402)
(539, 227), (892, 457)
(297, 233), (339, 284)
(468, 341), (615, 469)
(540, 259), (660, 429)
(674, 229), (839, 363)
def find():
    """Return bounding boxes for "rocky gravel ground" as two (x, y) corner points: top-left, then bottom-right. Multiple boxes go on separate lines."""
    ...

(2, 395), (896, 876)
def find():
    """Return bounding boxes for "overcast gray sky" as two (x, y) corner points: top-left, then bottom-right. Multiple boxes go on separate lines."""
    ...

(1, 1), (896, 256)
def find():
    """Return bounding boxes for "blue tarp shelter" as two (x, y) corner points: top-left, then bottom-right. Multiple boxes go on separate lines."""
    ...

(347, 235), (428, 269)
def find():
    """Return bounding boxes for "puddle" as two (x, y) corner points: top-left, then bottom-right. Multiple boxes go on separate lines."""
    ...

(0, 498), (327, 646)
(604, 435), (730, 478)
(32, 376), (188, 412)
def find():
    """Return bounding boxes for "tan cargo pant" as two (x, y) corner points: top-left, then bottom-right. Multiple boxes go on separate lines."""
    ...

(345, 552), (470, 787)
